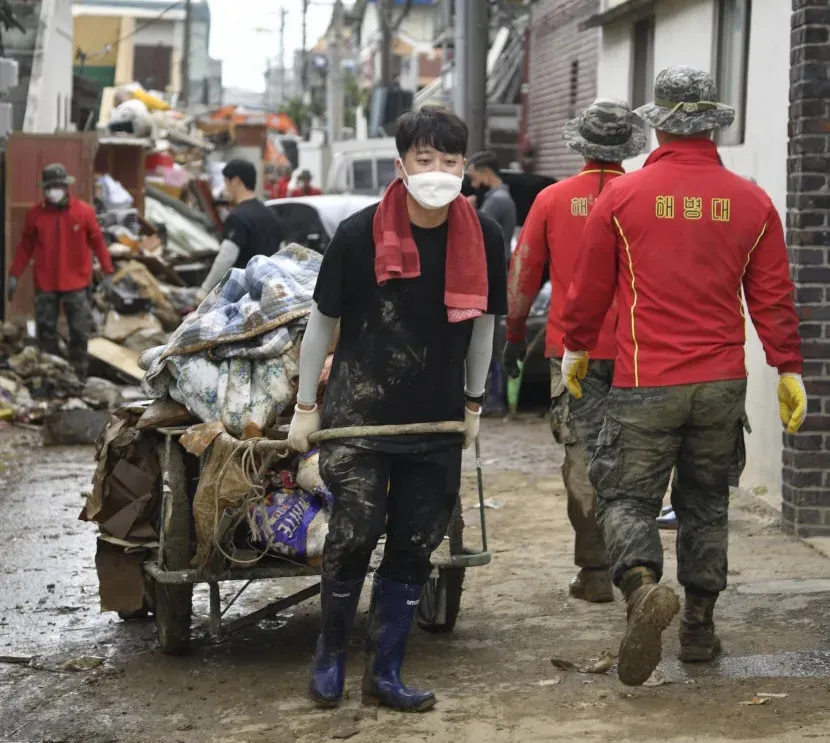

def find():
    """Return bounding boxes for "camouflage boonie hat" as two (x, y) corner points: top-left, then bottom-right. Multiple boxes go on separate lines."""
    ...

(40, 163), (75, 187)
(634, 65), (735, 135)
(563, 98), (647, 162)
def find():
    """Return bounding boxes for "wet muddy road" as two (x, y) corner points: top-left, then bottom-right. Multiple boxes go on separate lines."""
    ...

(2, 418), (830, 743)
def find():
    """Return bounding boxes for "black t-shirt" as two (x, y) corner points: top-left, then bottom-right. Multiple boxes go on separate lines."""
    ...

(314, 203), (507, 451)
(223, 198), (285, 268)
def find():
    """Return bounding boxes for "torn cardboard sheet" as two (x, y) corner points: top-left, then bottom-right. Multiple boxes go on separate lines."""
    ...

(180, 420), (225, 456)
(95, 538), (147, 613)
(103, 310), (164, 343)
(136, 398), (196, 430)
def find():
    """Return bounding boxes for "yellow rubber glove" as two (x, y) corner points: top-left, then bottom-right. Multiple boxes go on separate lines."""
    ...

(778, 373), (807, 434)
(562, 349), (589, 399)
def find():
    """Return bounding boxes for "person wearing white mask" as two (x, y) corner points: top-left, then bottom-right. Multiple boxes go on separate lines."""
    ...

(7, 163), (113, 380)
(288, 108), (507, 712)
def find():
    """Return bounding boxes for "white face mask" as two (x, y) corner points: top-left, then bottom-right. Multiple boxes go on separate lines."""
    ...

(45, 188), (65, 205)
(400, 164), (462, 210)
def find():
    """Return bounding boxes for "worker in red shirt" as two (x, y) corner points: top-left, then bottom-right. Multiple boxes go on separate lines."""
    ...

(561, 67), (805, 686)
(505, 99), (645, 604)
(289, 169), (323, 197)
(7, 163), (113, 380)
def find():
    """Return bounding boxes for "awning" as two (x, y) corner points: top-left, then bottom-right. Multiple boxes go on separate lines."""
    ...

(579, 0), (655, 30)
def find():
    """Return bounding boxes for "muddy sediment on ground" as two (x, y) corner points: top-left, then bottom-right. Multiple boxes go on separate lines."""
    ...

(2, 420), (830, 742)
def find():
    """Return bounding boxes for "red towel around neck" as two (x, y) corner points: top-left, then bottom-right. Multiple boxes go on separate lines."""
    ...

(372, 178), (488, 323)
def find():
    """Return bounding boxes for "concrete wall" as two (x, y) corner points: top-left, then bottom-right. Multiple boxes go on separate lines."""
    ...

(596, 0), (790, 497)
(24, 0), (75, 132)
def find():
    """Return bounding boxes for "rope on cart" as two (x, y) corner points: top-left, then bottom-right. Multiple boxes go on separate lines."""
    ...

(210, 439), (278, 567)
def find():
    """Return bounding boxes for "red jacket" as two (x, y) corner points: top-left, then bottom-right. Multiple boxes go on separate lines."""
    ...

(506, 162), (622, 359)
(289, 185), (322, 197)
(562, 139), (802, 388)
(10, 198), (113, 293)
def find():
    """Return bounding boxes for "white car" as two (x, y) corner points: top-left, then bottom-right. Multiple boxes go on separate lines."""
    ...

(266, 195), (379, 253)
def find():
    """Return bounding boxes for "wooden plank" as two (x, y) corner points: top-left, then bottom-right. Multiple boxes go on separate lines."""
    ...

(88, 337), (144, 383)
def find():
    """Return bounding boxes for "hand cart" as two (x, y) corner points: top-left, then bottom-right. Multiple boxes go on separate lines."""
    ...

(134, 424), (492, 655)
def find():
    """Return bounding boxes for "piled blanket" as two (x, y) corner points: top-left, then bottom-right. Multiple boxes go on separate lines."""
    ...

(142, 244), (321, 437)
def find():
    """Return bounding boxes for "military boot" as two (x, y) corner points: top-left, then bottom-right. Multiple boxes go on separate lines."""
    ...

(569, 567), (614, 603)
(617, 567), (680, 686)
(678, 591), (721, 663)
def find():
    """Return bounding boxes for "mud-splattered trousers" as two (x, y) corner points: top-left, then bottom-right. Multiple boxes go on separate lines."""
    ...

(550, 358), (613, 570)
(318, 443), (462, 585)
(35, 289), (94, 379)
(590, 380), (748, 595)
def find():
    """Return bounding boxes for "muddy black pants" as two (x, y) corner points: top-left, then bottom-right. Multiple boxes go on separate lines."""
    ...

(318, 443), (462, 585)
(590, 381), (747, 595)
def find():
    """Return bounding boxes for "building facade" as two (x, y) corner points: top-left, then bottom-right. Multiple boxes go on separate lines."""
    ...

(358, 0), (441, 91)
(72, 0), (219, 105)
(525, 0), (599, 178)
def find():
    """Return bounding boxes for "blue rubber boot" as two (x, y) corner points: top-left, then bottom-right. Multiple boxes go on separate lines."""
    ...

(309, 576), (364, 707)
(362, 575), (437, 712)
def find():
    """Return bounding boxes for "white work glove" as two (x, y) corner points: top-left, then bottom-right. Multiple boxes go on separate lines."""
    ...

(288, 404), (321, 453)
(562, 348), (589, 399)
(463, 405), (481, 450)
(778, 373), (807, 434)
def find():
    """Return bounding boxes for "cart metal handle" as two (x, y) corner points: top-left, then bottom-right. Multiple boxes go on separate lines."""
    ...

(308, 421), (466, 444)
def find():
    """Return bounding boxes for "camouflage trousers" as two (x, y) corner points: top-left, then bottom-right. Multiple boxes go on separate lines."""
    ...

(550, 358), (614, 570)
(590, 380), (748, 595)
(35, 290), (94, 380)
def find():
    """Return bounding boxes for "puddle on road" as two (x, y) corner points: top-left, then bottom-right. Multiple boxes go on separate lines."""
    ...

(660, 650), (830, 681)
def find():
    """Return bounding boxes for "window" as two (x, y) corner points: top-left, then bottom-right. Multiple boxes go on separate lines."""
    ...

(714, 0), (751, 146)
(630, 16), (655, 111)
(568, 60), (579, 119)
(352, 159), (374, 192)
(376, 158), (397, 191)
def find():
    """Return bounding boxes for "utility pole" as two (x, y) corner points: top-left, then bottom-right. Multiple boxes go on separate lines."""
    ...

(452, 0), (466, 117)
(278, 6), (287, 108)
(327, 0), (344, 143)
(466, 0), (488, 154)
(301, 0), (310, 93)
(379, 0), (413, 86)
(181, 0), (192, 106)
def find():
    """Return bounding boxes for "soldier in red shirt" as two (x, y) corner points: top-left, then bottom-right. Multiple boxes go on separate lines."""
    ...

(289, 170), (323, 197)
(561, 67), (806, 686)
(7, 163), (113, 379)
(505, 99), (645, 603)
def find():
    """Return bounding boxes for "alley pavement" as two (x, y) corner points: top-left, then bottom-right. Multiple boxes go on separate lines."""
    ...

(2, 419), (830, 743)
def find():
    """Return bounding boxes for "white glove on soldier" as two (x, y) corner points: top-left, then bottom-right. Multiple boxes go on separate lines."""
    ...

(288, 404), (321, 453)
(463, 405), (481, 450)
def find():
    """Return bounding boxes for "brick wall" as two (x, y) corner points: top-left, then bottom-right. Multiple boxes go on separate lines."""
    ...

(784, 0), (830, 536)
(527, 0), (599, 179)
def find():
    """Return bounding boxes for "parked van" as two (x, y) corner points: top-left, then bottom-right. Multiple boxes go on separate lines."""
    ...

(325, 137), (399, 196)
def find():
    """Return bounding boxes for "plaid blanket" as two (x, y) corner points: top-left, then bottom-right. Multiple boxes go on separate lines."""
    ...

(142, 244), (321, 436)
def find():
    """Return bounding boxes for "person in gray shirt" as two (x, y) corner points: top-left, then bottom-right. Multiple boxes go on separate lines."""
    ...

(467, 151), (517, 415)
(467, 151), (517, 267)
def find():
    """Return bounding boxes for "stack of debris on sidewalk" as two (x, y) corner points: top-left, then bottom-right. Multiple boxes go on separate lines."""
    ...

(82, 244), (340, 613)
(0, 323), (140, 435)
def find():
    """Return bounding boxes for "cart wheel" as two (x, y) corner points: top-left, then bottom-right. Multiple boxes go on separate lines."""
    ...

(154, 437), (194, 655)
(417, 498), (465, 633)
